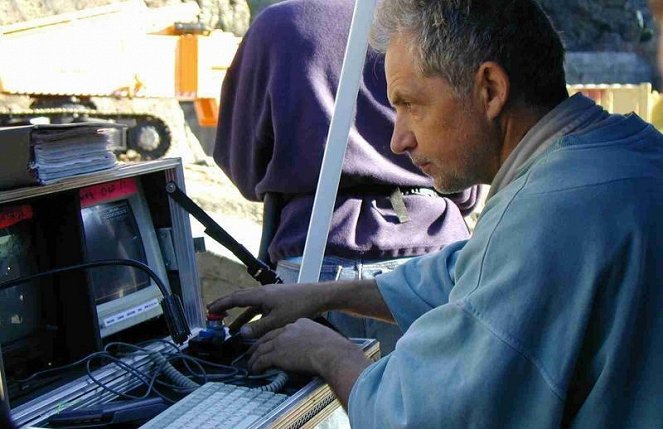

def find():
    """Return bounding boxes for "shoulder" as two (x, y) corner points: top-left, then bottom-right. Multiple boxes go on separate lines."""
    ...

(475, 117), (663, 259)
(522, 115), (663, 199)
(250, 0), (350, 34)
(244, 0), (352, 56)
(244, 2), (297, 43)
(468, 118), (663, 276)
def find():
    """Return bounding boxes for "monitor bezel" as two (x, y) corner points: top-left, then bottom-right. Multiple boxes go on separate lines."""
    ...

(79, 179), (170, 338)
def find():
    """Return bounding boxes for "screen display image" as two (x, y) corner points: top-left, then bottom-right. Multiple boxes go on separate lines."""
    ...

(0, 205), (41, 347)
(81, 200), (150, 305)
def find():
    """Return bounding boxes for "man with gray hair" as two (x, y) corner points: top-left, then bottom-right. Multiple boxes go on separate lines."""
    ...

(210, 0), (663, 426)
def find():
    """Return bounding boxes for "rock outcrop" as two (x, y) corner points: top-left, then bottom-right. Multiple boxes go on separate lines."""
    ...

(539, 0), (659, 84)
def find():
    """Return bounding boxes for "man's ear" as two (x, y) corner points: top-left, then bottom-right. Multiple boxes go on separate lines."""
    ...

(474, 62), (510, 120)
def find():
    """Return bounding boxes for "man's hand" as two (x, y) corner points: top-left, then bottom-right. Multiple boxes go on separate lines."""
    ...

(247, 318), (371, 409)
(207, 282), (327, 338)
(208, 279), (394, 338)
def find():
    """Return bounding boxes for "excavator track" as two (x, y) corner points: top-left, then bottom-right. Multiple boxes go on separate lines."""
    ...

(0, 0), (244, 163)
(0, 101), (173, 160)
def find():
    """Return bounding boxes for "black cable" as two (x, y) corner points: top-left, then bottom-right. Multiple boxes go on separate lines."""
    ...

(100, 341), (248, 393)
(17, 347), (178, 403)
(105, 343), (205, 388)
(114, 341), (243, 379)
(16, 338), (271, 413)
(0, 259), (167, 297)
(84, 353), (171, 403)
(85, 345), (195, 403)
(0, 258), (191, 344)
(105, 342), (206, 389)
(14, 351), (110, 384)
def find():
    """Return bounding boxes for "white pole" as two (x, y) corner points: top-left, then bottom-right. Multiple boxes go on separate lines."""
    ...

(297, 0), (378, 283)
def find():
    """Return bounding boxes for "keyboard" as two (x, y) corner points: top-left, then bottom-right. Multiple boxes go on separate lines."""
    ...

(139, 382), (289, 429)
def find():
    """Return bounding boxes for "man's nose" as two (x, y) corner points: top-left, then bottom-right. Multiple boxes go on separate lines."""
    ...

(390, 118), (417, 154)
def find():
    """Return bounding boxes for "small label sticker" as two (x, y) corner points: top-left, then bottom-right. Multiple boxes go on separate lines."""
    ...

(0, 204), (33, 229)
(103, 298), (160, 328)
(80, 178), (138, 208)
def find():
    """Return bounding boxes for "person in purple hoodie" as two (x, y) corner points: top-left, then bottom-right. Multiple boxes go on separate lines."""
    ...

(213, 0), (479, 355)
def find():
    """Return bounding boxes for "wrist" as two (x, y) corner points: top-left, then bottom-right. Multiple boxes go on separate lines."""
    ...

(312, 337), (371, 380)
(321, 279), (374, 312)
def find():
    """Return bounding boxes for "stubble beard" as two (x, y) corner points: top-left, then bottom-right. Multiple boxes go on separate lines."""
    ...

(422, 137), (492, 194)
(432, 168), (477, 194)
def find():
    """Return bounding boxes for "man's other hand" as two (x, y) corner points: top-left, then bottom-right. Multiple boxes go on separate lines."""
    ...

(207, 283), (327, 338)
(247, 318), (362, 374)
(246, 318), (371, 408)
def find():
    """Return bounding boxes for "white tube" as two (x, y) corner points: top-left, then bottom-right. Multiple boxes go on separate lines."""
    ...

(298, 0), (378, 283)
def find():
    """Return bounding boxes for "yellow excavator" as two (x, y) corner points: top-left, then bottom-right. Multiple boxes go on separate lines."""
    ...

(0, 0), (243, 159)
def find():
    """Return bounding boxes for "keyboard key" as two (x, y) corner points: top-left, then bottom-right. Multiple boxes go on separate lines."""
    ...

(139, 382), (288, 429)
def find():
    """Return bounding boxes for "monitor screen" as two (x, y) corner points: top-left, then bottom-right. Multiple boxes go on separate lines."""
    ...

(81, 200), (151, 305)
(0, 204), (41, 347)
(79, 178), (169, 338)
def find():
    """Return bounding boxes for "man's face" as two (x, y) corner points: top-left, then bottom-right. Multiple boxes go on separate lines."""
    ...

(385, 34), (498, 193)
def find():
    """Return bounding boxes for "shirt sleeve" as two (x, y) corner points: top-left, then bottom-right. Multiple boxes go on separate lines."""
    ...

(375, 240), (467, 331)
(352, 228), (567, 428)
(348, 303), (564, 428)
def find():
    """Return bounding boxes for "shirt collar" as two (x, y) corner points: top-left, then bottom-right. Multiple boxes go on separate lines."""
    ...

(487, 93), (609, 200)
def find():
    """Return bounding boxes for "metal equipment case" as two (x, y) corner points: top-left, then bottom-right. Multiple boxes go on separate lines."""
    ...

(0, 158), (378, 428)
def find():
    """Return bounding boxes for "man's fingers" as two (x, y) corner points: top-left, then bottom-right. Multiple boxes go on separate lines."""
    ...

(207, 289), (261, 314)
(206, 296), (236, 314)
(239, 310), (288, 339)
(248, 352), (275, 374)
(247, 328), (283, 353)
(248, 335), (279, 372)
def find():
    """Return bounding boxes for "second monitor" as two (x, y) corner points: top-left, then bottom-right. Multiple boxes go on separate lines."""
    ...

(79, 177), (170, 338)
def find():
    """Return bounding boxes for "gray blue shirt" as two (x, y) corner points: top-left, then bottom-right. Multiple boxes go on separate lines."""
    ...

(350, 96), (663, 427)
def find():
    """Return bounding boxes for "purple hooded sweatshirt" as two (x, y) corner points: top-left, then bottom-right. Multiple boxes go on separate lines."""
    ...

(214, 0), (479, 263)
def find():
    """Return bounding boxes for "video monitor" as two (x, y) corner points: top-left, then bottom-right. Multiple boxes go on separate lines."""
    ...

(79, 177), (170, 338)
(0, 204), (41, 347)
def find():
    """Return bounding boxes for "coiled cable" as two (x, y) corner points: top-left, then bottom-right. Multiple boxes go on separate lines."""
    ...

(148, 351), (200, 390)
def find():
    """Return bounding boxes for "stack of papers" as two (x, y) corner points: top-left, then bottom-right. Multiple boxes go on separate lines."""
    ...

(30, 124), (123, 184)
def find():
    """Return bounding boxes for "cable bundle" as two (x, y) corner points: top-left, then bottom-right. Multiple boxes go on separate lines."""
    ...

(13, 339), (287, 405)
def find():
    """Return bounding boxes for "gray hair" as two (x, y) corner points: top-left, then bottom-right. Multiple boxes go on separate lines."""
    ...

(370, 0), (568, 108)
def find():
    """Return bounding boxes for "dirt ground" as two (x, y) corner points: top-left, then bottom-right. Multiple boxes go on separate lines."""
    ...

(182, 162), (262, 224)
(181, 160), (263, 318)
